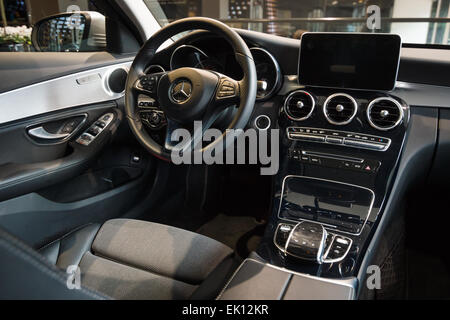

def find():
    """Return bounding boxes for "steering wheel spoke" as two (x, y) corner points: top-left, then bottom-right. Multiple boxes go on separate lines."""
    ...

(163, 105), (224, 155)
(164, 119), (185, 152)
(133, 72), (166, 101)
(125, 17), (257, 161)
(214, 76), (241, 108)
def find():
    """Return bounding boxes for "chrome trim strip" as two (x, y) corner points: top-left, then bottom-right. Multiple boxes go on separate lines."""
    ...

(254, 114), (271, 131)
(323, 93), (358, 125)
(28, 127), (70, 140)
(103, 66), (129, 96)
(366, 97), (405, 131)
(301, 150), (364, 163)
(0, 62), (131, 125)
(273, 223), (290, 253)
(26, 113), (87, 144)
(277, 175), (376, 236)
(283, 90), (315, 121)
(322, 236), (353, 264)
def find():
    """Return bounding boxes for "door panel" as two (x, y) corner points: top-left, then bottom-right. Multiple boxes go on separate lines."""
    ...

(0, 52), (133, 94)
(0, 102), (122, 201)
(0, 53), (156, 247)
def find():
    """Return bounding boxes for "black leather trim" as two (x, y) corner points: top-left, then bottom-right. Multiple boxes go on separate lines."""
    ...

(40, 223), (101, 270)
(0, 226), (108, 300)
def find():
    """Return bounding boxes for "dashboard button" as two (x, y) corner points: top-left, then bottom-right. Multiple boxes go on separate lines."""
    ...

(95, 121), (106, 128)
(289, 133), (325, 142)
(310, 157), (321, 164)
(344, 138), (386, 151)
(300, 156), (310, 162)
(326, 136), (344, 144)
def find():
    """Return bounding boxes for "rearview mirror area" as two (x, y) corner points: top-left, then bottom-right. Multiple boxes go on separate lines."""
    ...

(31, 11), (106, 52)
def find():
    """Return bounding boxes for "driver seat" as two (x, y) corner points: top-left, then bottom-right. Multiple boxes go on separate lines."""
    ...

(0, 219), (237, 300)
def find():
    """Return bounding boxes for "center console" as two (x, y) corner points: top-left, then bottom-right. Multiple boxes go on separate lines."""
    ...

(219, 33), (409, 299)
(255, 85), (409, 283)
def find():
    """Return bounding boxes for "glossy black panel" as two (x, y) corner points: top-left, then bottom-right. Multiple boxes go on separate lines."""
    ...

(299, 33), (401, 91)
(257, 87), (409, 279)
(279, 176), (374, 235)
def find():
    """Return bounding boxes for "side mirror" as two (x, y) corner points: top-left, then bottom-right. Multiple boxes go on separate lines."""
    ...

(31, 11), (106, 52)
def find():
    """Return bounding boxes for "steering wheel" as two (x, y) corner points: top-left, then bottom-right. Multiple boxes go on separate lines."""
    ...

(125, 17), (257, 161)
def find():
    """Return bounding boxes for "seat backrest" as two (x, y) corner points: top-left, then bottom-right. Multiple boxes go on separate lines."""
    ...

(0, 226), (107, 300)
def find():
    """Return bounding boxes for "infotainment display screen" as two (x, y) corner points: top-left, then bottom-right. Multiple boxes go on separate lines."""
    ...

(298, 33), (402, 91)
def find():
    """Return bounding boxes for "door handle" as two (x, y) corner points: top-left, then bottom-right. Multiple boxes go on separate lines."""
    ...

(28, 126), (71, 140)
(27, 114), (87, 142)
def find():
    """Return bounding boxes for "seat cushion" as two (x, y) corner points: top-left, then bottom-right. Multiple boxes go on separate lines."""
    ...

(39, 219), (235, 300)
(79, 252), (197, 300)
(90, 219), (233, 285)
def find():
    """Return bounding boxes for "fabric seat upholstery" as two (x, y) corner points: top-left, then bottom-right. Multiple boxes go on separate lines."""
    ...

(0, 219), (236, 300)
(77, 219), (235, 299)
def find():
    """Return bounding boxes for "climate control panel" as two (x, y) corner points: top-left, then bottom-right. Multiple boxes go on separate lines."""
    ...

(287, 127), (391, 152)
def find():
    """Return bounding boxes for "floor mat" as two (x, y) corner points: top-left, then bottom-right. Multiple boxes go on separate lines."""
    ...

(196, 214), (264, 256)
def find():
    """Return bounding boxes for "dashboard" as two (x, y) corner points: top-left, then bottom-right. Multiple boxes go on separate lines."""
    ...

(138, 30), (413, 280)
(130, 28), (450, 294)
(169, 42), (282, 101)
(162, 36), (282, 100)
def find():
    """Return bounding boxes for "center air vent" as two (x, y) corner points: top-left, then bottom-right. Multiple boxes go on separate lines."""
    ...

(367, 97), (404, 131)
(323, 93), (358, 125)
(284, 90), (315, 121)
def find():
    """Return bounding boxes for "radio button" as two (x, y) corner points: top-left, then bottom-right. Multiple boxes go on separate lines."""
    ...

(344, 138), (386, 151)
(326, 136), (344, 144)
(289, 133), (325, 142)
(300, 155), (310, 162)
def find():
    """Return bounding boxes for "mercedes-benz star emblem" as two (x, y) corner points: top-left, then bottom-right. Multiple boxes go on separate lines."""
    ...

(171, 80), (192, 104)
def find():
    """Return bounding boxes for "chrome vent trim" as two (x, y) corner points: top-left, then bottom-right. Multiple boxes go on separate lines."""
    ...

(284, 90), (315, 121)
(367, 97), (404, 131)
(323, 93), (358, 126)
(104, 66), (129, 95)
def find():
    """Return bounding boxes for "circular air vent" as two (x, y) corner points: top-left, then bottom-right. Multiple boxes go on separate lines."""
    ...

(323, 93), (358, 125)
(367, 97), (404, 131)
(284, 90), (315, 121)
(105, 67), (128, 94)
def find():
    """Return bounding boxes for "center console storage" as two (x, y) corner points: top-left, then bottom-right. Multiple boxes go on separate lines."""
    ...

(218, 258), (356, 300)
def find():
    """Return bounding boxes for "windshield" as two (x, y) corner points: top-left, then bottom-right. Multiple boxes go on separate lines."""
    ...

(144, 0), (450, 46)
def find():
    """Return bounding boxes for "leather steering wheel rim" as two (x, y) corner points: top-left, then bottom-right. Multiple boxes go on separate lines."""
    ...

(125, 17), (257, 161)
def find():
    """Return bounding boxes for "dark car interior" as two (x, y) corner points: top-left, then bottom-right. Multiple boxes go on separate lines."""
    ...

(1, 0), (450, 301)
